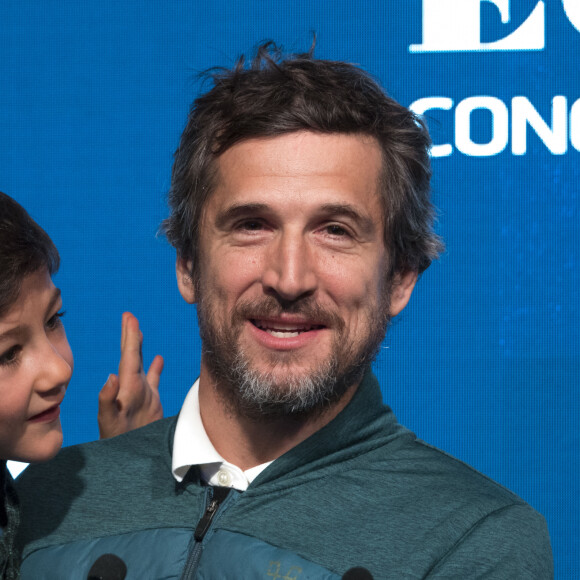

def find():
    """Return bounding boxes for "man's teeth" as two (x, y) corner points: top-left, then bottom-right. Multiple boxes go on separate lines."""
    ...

(268, 330), (302, 338)
(253, 320), (321, 338)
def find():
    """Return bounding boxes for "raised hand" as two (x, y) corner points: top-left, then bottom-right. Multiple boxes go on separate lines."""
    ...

(98, 312), (164, 439)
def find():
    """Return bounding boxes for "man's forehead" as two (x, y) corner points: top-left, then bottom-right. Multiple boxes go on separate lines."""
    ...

(213, 131), (382, 175)
(208, 131), (384, 205)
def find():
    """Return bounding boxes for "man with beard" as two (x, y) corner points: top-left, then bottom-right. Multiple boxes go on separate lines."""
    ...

(15, 43), (552, 579)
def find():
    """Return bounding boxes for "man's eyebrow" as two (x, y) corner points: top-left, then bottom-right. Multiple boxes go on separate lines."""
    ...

(0, 287), (62, 342)
(214, 203), (270, 228)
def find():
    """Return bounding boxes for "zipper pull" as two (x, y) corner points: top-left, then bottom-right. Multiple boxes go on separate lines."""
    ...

(194, 487), (231, 542)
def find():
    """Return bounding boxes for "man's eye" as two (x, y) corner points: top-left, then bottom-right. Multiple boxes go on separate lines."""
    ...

(239, 220), (264, 231)
(46, 311), (66, 331)
(326, 224), (349, 236)
(0, 345), (22, 367)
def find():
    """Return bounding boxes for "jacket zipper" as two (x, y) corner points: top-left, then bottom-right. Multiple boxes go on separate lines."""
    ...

(180, 487), (232, 580)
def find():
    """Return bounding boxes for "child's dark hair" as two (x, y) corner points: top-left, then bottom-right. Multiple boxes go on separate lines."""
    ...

(0, 192), (60, 317)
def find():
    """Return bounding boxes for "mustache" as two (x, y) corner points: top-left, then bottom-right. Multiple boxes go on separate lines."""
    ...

(233, 296), (345, 330)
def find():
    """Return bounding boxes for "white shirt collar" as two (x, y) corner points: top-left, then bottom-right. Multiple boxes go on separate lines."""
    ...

(172, 379), (271, 491)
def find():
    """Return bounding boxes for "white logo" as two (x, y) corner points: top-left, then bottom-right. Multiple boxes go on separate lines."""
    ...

(562, 0), (580, 33)
(410, 0), (545, 52)
(409, 95), (579, 157)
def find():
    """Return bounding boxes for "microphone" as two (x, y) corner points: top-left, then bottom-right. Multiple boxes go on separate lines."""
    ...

(342, 567), (374, 579)
(87, 554), (127, 580)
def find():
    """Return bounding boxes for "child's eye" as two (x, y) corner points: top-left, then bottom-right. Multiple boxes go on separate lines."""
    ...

(0, 345), (22, 367)
(46, 310), (66, 331)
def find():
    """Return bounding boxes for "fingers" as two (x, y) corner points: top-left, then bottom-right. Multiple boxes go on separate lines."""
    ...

(146, 355), (164, 391)
(119, 312), (144, 377)
(102, 315), (165, 437)
(120, 311), (128, 349)
(98, 374), (120, 406)
(98, 374), (121, 439)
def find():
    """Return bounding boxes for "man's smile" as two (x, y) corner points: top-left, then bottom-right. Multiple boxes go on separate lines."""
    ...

(243, 315), (331, 352)
(250, 318), (325, 338)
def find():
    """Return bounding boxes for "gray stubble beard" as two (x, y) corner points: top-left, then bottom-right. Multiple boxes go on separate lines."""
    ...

(196, 288), (392, 421)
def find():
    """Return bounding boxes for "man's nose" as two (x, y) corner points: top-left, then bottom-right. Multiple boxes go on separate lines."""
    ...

(261, 232), (318, 302)
(36, 338), (73, 394)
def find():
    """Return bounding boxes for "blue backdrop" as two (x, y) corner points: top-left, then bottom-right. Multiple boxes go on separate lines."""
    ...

(1, 1), (578, 577)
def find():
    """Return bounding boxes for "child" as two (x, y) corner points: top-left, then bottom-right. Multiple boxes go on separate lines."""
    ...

(0, 191), (163, 579)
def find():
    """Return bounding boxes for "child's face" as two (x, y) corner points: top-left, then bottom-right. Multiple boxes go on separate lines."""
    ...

(0, 268), (73, 462)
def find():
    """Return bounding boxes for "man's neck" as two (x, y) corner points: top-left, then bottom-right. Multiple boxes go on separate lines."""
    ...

(197, 368), (358, 472)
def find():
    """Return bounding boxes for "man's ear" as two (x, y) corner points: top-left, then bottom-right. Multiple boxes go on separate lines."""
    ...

(176, 257), (196, 304)
(389, 270), (418, 317)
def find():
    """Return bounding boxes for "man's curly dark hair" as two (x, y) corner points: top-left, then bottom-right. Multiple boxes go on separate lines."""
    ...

(162, 41), (443, 279)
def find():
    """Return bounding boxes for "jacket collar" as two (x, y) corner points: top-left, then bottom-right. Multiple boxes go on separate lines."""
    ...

(247, 369), (411, 489)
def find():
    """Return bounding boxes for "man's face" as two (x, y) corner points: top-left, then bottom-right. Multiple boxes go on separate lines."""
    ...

(178, 131), (416, 417)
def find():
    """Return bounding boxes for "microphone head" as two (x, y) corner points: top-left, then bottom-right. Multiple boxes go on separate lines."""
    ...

(342, 567), (374, 580)
(87, 553), (127, 580)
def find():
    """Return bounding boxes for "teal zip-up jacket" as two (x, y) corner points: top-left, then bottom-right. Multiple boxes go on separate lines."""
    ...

(15, 372), (552, 579)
